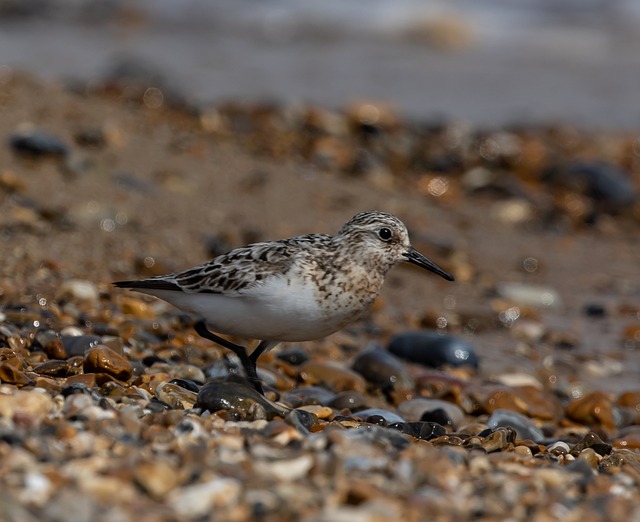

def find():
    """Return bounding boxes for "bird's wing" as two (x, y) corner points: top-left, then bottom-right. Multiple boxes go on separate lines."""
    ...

(115, 234), (330, 296)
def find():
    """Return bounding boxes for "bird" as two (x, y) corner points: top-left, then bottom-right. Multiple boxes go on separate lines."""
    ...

(114, 211), (454, 394)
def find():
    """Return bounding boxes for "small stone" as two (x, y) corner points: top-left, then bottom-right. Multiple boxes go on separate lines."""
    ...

(389, 421), (446, 441)
(496, 282), (562, 309)
(583, 303), (607, 318)
(355, 408), (405, 425)
(119, 296), (157, 319)
(282, 386), (336, 408)
(296, 405), (333, 419)
(571, 432), (612, 457)
(168, 478), (242, 518)
(481, 427), (516, 452)
(486, 409), (545, 442)
(196, 381), (289, 420)
(299, 361), (367, 393)
(56, 280), (99, 306)
(0, 364), (30, 386)
(566, 391), (619, 430)
(327, 390), (368, 411)
(397, 398), (464, 428)
(83, 345), (133, 381)
(43, 338), (68, 360)
(387, 330), (479, 369)
(155, 382), (198, 409)
(62, 335), (102, 357)
(352, 348), (413, 389)
(9, 129), (69, 158)
(134, 460), (179, 498)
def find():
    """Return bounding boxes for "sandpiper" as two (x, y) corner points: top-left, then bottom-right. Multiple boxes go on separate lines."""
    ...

(114, 211), (454, 394)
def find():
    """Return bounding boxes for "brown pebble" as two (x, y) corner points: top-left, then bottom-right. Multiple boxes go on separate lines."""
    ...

(119, 296), (157, 319)
(83, 345), (133, 381)
(0, 364), (30, 386)
(33, 360), (71, 377)
(65, 373), (97, 388)
(43, 339), (68, 359)
(134, 460), (179, 498)
(566, 391), (617, 430)
(299, 361), (367, 394)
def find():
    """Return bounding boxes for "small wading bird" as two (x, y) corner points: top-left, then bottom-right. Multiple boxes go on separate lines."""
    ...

(114, 211), (454, 395)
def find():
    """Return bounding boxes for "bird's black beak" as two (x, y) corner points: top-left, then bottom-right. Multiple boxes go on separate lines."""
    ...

(403, 246), (455, 281)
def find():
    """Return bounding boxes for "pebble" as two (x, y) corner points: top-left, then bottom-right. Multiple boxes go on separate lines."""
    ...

(83, 345), (133, 381)
(9, 129), (69, 158)
(496, 282), (562, 309)
(486, 409), (545, 442)
(387, 330), (479, 369)
(168, 477), (242, 519)
(196, 381), (289, 420)
(56, 280), (99, 306)
(355, 408), (406, 425)
(299, 360), (367, 393)
(62, 335), (103, 357)
(352, 347), (413, 390)
(565, 391), (620, 430)
(397, 398), (465, 428)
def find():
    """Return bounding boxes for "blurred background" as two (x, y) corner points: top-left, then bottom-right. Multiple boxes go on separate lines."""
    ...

(1, 0), (640, 128)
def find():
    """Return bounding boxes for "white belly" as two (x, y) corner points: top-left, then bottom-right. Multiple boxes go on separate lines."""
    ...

(138, 275), (369, 343)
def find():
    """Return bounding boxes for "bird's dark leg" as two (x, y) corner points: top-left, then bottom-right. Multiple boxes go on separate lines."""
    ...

(194, 320), (264, 395)
(249, 340), (273, 364)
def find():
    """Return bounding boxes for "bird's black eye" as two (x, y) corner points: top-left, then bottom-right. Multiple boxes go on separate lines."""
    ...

(378, 227), (392, 241)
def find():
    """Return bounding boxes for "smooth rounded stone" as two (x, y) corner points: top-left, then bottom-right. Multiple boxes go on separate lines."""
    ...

(62, 334), (102, 357)
(119, 296), (157, 319)
(42, 338), (67, 360)
(570, 432), (612, 457)
(276, 347), (309, 366)
(33, 329), (59, 350)
(510, 320), (545, 342)
(299, 360), (367, 393)
(168, 378), (200, 393)
(196, 381), (289, 420)
(457, 422), (490, 436)
(327, 390), (368, 411)
(389, 421), (446, 441)
(544, 161), (636, 208)
(387, 330), (479, 369)
(32, 360), (71, 377)
(583, 303), (607, 318)
(575, 448), (602, 470)
(565, 391), (620, 430)
(493, 373), (543, 389)
(133, 460), (179, 498)
(9, 129), (69, 157)
(481, 385), (561, 420)
(56, 280), (99, 306)
(297, 404), (333, 420)
(496, 282), (561, 309)
(351, 348), (413, 389)
(486, 409), (545, 443)
(481, 427), (516, 452)
(0, 389), (54, 420)
(0, 364), (30, 386)
(397, 398), (464, 428)
(547, 441), (571, 455)
(168, 477), (242, 519)
(354, 408), (405, 425)
(83, 345), (133, 381)
(155, 382), (198, 409)
(281, 386), (336, 408)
